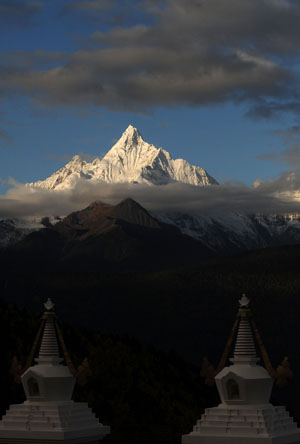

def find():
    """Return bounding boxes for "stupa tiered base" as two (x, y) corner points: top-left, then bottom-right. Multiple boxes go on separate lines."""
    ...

(0, 401), (109, 443)
(182, 404), (300, 444)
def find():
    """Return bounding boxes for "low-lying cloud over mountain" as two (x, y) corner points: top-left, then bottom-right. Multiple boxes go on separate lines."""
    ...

(1, 172), (300, 218)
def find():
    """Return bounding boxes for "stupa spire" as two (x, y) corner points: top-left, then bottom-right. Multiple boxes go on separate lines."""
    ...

(230, 294), (258, 364)
(37, 298), (61, 363)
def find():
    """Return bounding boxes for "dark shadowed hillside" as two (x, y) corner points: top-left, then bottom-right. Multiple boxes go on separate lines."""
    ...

(0, 199), (212, 272)
(1, 239), (300, 437)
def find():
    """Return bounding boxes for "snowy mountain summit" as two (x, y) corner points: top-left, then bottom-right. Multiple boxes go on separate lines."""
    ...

(28, 125), (218, 190)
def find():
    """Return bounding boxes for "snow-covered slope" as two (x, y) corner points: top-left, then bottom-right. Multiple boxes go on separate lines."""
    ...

(155, 211), (300, 253)
(3, 207), (300, 253)
(27, 125), (218, 190)
(0, 216), (61, 247)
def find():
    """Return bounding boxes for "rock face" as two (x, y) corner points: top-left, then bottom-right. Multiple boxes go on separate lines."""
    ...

(27, 125), (218, 190)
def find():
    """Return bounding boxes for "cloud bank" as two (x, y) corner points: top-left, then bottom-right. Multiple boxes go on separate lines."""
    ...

(1, 0), (300, 116)
(257, 146), (300, 168)
(0, 0), (43, 27)
(1, 172), (300, 219)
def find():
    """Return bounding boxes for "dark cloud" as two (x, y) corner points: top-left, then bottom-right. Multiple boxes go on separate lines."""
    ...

(159, 121), (169, 127)
(1, 0), (300, 115)
(257, 152), (279, 162)
(257, 145), (300, 168)
(0, 50), (68, 69)
(66, 0), (114, 12)
(75, 109), (102, 118)
(6, 121), (20, 126)
(258, 120), (300, 167)
(0, 129), (12, 147)
(257, 169), (300, 194)
(0, 48), (290, 112)
(246, 99), (300, 119)
(0, 0), (43, 27)
(1, 171), (300, 218)
(271, 124), (300, 144)
(45, 154), (74, 162)
(151, 0), (300, 56)
(29, 104), (61, 119)
(280, 146), (300, 168)
(77, 152), (97, 160)
(64, 0), (144, 27)
(45, 152), (96, 162)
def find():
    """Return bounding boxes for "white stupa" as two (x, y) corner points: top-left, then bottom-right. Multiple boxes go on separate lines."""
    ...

(0, 298), (110, 443)
(182, 295), (300, 444)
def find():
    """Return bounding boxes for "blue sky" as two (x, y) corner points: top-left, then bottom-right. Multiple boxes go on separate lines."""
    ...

(1, 0), (300, 197)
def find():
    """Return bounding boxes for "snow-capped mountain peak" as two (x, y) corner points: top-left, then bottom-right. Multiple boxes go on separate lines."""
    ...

(107, 125), (143, 154)
(119, 124), (142, 145)
(103, 125), (159, 168)
(27, 125), (218, 190)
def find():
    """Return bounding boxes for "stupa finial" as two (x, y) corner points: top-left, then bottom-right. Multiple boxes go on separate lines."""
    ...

(239, 293), (250, 308)
(44, 298), (55, 312)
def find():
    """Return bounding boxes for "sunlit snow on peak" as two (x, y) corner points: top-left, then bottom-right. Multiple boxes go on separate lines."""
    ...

(27, 126), (218, 190)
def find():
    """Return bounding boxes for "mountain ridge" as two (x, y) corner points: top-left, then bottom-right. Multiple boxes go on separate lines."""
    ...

(0, 198), (212, 271)
(2, 204), (300, 254)
(156, 211), (300, 253)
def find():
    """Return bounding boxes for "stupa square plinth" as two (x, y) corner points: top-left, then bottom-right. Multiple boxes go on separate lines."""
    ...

(182, 403), (300, 444)
(0, 401), (109, 443)
(0, 298), (110, 444)
(182, 295), (300, 444)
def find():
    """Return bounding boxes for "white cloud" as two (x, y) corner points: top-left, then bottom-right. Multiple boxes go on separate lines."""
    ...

(1, 172), (300, 218)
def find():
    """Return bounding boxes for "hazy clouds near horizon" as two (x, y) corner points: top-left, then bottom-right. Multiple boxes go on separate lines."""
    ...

(1, 172), (300, 218)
